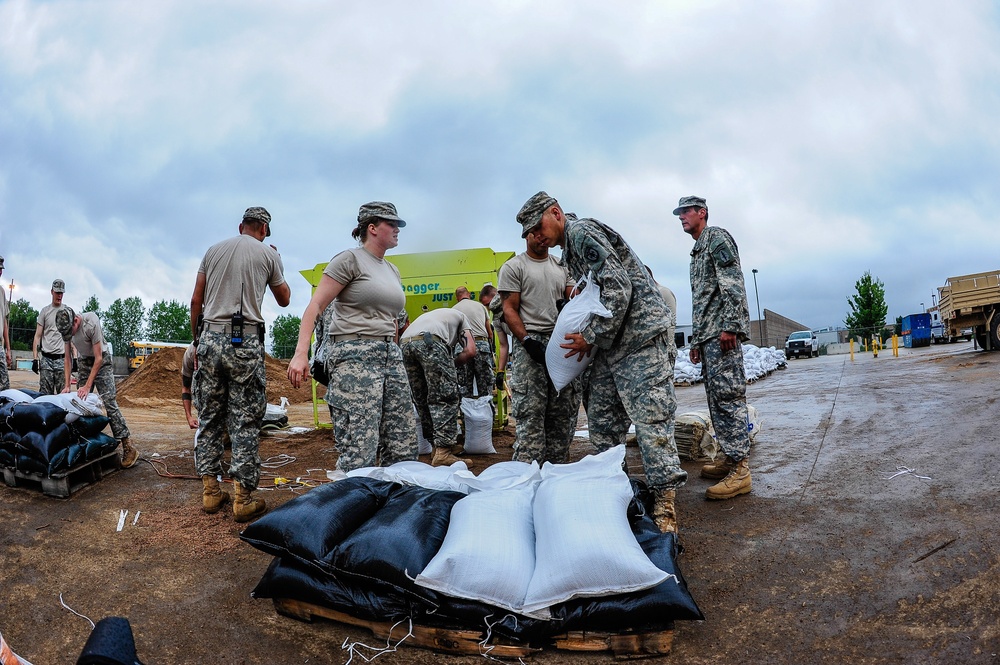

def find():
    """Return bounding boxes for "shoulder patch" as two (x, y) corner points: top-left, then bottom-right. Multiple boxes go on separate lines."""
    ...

(579, 237), (609, 270)
(710, 238), (735, 267)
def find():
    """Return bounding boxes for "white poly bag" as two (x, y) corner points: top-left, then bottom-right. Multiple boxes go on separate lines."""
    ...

(0, 389), (33, 404)
(520, 445), (669, 615)
(415, 482), (540, 615)
(545, 273), (612, 392)
(264, 396), (289, 420)
(460, 396), (495, 454)
(33, 392), (105, 417)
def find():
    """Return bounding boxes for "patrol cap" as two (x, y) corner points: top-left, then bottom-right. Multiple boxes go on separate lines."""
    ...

(243, 206), (272, 237)
(0, 256), (4, 268)
(52, 279), (66, 293)
(55, 306), (76, 341)
(672, 196), (707, 216)
(358, 201), (406, 227)
(517, 191), (558, 238)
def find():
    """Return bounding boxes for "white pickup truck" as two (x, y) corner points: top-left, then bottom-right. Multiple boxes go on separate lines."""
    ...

(785, 330), (818, 359)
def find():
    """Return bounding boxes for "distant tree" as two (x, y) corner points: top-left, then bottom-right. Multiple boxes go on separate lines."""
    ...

(844, 271), (888, 341)
(146, 299), (192, 342)
(103, 297), (146, 357)
(82, 295), (101, 315)
(7, 298), (39, 350)
(270, 314), (300, 359)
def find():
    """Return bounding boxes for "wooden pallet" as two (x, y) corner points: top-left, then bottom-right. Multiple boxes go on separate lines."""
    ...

(1, 451), (121, 498)
(273, 597), (673, 658)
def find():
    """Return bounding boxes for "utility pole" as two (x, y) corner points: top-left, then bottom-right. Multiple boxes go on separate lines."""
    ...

(752, 269), (763, 346)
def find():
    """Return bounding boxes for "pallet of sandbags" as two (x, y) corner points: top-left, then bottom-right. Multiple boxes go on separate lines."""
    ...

(1, 450), (121, 498)
(675, 410), (718, 461)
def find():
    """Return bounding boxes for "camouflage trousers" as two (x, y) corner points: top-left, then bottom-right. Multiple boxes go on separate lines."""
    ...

(77, 352), (130, 440)
(0, 349), (9, 391)
(194, 332), (266, 489)
(510, 333), (581, 464)
(457, 339), (495, 398)
(324, 339), (417, 472)
(38, 355), (65, 395)
(402, 336), (459, 451)
(588, 333), (687, 491)
(699, 336), (751, 461)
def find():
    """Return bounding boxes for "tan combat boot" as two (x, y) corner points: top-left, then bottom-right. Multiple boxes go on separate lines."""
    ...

(431, 446), (460, 467)
(201, 476), (231, 514)
(705, 457), (751, 500)
(651, 489), (678, 534)
(700, 455), (735, 480)
(233, 483), (267, 523)
(119, 438), (139, 468)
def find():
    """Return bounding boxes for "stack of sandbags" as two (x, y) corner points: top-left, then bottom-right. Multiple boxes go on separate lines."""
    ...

(0, 389), (115, 476)
(674, 410), (718, 461)
(743, 344), (787, 381)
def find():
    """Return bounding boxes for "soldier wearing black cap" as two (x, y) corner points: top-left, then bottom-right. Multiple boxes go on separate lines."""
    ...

(32, 279), (69, 395)
(190, 206), (290, 521)
(676, 195), (753, 500)
(516, 191), (686, 534)
(287, 201), (418, 472)
(56, 306), (138, 468)
(0, 256), (11, 390)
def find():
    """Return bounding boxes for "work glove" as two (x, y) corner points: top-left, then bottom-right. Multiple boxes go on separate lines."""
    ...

(31, 359), (39, 374)
(72, 357), (79, 373)
(495, 371), (505, 390)
(522, 336), (547, 366)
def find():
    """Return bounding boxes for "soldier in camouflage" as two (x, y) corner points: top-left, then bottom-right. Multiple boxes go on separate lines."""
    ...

(55, 307), (139, 468)
(517, 191), (686, 534)
(400, 307), (477, 466)
(676, 196), (753, 500)
(498, 233), (580, 464)
(33, 279), (69, 395)
(452, 286), (495, 398)
(0, 257), (10, 391)
(191, 206), (290, 522)
(287, 201), (418, 473)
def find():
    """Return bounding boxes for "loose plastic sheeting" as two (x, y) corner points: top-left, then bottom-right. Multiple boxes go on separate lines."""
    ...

(459, 396), (495, 454)
(545, 273), (611, 392)
(246, 472), (703, 642)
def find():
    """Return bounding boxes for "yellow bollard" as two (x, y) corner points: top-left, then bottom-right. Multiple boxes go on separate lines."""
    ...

(850, 338), (854, 361)
(872, 337), (878, 358)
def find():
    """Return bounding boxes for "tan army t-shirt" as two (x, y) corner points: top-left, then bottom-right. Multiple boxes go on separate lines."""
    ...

(198, 234), (286, 324)
(324, 247), (405, 338)
(37, 304), (68, 354)
(497, 253), (574, 334)
(70, 312), (106, 359)
(451, 298), (491, 339)
(400, 308), (472, 347)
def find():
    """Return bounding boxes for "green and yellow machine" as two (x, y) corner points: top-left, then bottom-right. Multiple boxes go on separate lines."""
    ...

(300, 247), (515, 429)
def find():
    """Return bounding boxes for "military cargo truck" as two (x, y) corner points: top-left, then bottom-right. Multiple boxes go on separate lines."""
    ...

(937, 270), (1000, 350)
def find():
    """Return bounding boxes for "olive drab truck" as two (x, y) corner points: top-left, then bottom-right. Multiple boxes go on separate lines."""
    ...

(936, 270), (1000, 351)
(300, 247), (516, 429)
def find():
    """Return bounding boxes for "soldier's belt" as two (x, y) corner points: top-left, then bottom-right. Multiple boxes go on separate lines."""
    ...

(41, 352), (65, 359)
(204, 322), (263, 335)
(332, 333), (394, 342)
(473, 336), (490, 342)
(401, 334), (445, 345)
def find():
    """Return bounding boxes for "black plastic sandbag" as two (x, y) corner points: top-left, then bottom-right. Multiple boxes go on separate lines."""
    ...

(66, 442), (86, 468)
(0, 401), (16, 433)
(38, 423), (74, 463)
(241, 477), (398, 569)
(83, 433), (118, 460)
(10, 401), (67, 435)
(0, 447), (14, 468)
(15, 431), (45, 459)
(71, 415), (111, 438)
(16, 453), (47, 474)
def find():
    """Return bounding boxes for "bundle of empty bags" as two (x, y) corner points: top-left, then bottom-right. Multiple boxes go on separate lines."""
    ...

(242, 445), (703, 645)
(0, 388), (117, 476)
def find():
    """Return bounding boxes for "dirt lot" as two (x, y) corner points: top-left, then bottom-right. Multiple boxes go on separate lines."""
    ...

(2, 343), (999, 664)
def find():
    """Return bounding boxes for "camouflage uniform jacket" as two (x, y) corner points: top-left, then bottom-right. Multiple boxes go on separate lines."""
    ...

(689, 225), (751, 346)
(563, 218), (671, 365)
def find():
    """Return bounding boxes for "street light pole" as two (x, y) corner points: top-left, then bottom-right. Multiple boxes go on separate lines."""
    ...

(751, 269), (763, 346)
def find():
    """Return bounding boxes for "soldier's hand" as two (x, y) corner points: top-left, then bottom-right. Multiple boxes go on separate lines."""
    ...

(522, 337), (547, 365)
(689, 347), (701, 364)
(31, 359), (39, 374)
(495, 371), (505, 390)
(559, 333), (593, 363)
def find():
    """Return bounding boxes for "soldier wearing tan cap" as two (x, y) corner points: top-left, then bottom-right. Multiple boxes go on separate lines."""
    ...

(33, 279), (68, 395)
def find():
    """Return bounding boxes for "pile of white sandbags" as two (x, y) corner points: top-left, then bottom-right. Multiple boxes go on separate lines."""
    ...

(673, 344), (787, 385)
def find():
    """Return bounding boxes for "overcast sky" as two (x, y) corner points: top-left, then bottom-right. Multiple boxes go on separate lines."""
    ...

(2, 0), (999, 341)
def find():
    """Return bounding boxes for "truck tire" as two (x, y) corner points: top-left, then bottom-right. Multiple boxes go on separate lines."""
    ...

(990, 314), (1000, 351)
(974, 325), (988, 350)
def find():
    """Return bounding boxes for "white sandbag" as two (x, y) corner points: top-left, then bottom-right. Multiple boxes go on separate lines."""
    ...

(460, 396), (495, 454)
(414, 482), (540, 616)
(347, 460), (474, 494)
(521, 445), (668, 615)
(412, 406), (432, 455)
(545, 273), (612, 392)
(460, 460), (540, 493)
(0, 389), (34, 404)
(264, 396), (289, 419)
(747, 404), (762, 444)
(33, 392), (105, 417)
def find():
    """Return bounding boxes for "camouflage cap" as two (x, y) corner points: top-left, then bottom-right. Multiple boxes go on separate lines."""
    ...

(55, 306), (76, 341)
(243, 206), (272, 236)
(358, 201), (406, 227)
(52, 279), (65, 293)
(672, 196), (707, 216)
(0, 256), (4, 268)
(516, 191), (557, 238)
